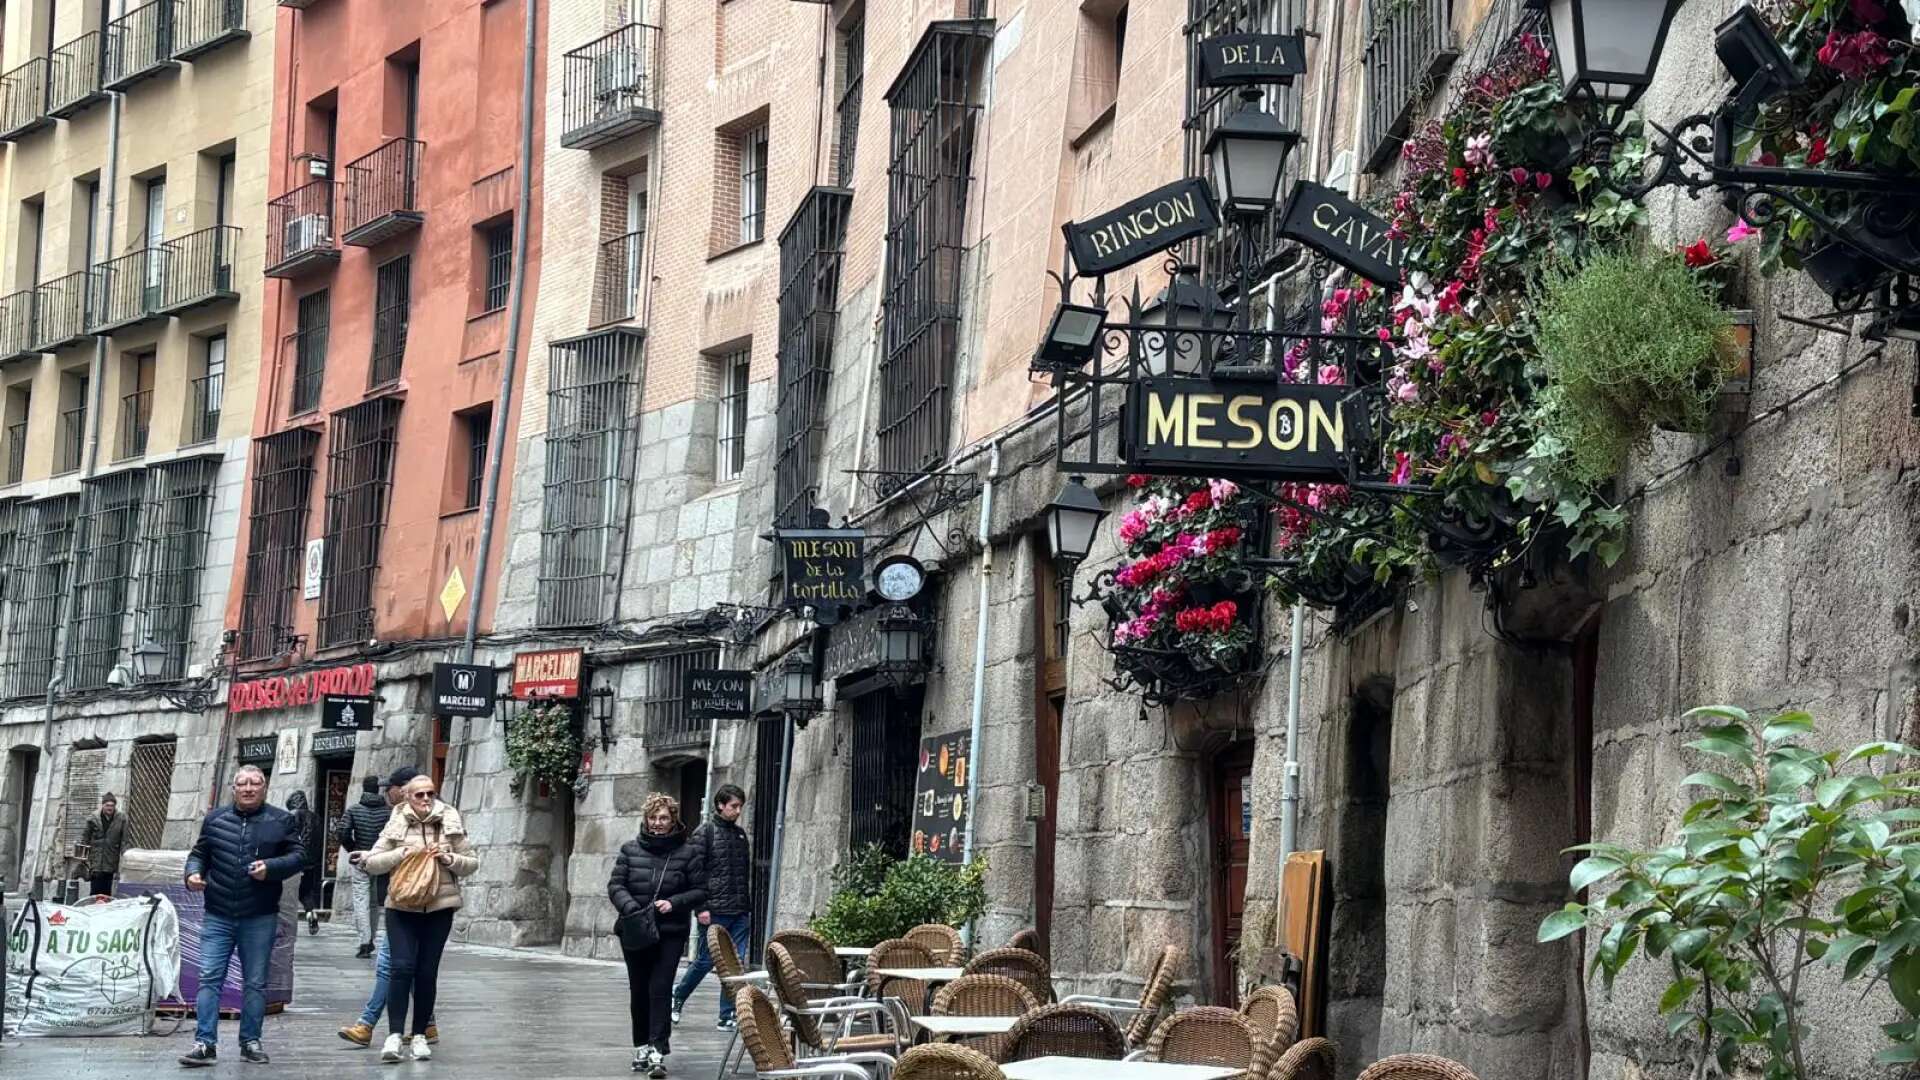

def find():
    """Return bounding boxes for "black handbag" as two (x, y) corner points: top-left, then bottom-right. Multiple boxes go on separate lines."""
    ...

(616, 864), (666, 951)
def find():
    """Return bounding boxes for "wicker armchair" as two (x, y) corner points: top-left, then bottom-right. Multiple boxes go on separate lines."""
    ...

(894, 1044), (1008, 1080)
(1135, 1006), (1265, 1078)
(771, 929), (862, 994)
(930, 975), (1039, 1060)
(1269, 1037), (1338, 1080)
(1002, 1003), (1128, 1063)
(1239, 985), (1299, 1060)
(1059, 944), (1182, 1047)
(714, 923), (770, 1079)
(768, 943), (905, 1057)
(1006, 928), (1044, 960)
(906, 923), (966, 964)
(734, 984), (896, 1080)
(962, 947), (1054, 1005)
(1355, 1055), (1482, 1080)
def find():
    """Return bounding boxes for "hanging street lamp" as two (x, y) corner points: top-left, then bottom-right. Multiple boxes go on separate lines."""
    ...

(1203, 89), (1301, 219)
(1539, 0), (1684, 108)
(775, 649), (822, 722)
(1141, 265), (1235, 376)
(1045, 475), (1110, 571)
(590, 685), (617, 751)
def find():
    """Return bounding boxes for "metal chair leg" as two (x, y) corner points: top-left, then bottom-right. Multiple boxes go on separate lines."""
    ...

(715, 1028), (743, 1080)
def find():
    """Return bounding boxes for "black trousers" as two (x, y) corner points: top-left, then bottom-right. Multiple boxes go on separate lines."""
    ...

(622, 928), (689, 1053)
(87, 872), (113, 897)
(386, 908), (455, 1038)
(296, 870), (322, 913)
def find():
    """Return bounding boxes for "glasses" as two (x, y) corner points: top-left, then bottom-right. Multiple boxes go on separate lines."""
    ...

(411, 790), (437, 798)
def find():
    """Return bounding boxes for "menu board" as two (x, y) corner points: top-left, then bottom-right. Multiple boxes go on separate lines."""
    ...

(911, 731), (971, 863)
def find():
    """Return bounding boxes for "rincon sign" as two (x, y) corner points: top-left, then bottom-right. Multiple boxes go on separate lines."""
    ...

(1125, 377), (1354, 480)
(1196, 33), (1307, 87)
(1064, 177), (1222, 278)
(1278, 182), (1405, 288)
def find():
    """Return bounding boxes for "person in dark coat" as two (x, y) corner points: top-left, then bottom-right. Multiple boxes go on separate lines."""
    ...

(336, 773), (393, 957)
(671, 783), (751, 1029)
(609, 793), (707, 1078)
(81, 792), (128, 897)
(285, 790), (323, 935)
(179, 764), (305, 1067)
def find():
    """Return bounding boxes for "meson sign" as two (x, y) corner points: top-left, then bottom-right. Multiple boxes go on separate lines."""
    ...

(1126, 378), (1352, 480)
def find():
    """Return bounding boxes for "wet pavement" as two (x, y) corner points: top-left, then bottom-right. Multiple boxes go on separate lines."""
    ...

(2, 919), (739, 1080)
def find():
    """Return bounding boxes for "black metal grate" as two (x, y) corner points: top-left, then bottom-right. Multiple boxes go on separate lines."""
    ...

(641, 647), (722, 752)
(463, 407), (490, 510)
(5, 423), (24, 485)
(138, 458), (218, 681)
(559, 21), (660, 150)
(117, 390), (152, 460)
(288, 290), (329, 415)
(593, 228), (646, 326)
(105, 0), (178, 88)
(835, 12), (864, 188)
(90, 247), (165, 332)
(0, 58), (50, 138)
(35, 270), (98, 351)
(0, 496), (78, 699)
(48, 32), (105, 116)
(126, 738), (175, 849)
(740, 125), (769, 245)
(160, 224), (238, 311)
(483, 222), (513, 312)
(187, 336), (225, 445)
(175, 0), (246, 59)
(266, 179), (336, 273)
(1359, 0), (1459, 174)
(875, 20), (991, 479)
(0, 290), (35, 358)
(370, 256), (411, 387)
(749, 713), (786, 962)
(317, 397), (401, 648)
(538, 329), (643, 629)
(772, 187), (852, 527)
(342, 137), (424, 241)
(847, 686), (923, 858)
(237, 428), (319, 660)
(66, 471), (147, 691)
(56, 406), (85, 474)
(716, 347), (750, 482)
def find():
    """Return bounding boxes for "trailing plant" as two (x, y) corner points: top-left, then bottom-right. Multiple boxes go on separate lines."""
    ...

(1538, 706), (1920, 1077)
(504, 701), (582, 793)
(810, 844), (989, 946)
(1106, 475), (1261, 674)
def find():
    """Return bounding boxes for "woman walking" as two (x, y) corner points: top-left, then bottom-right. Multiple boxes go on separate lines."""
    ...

(284, 791), (323, 934)
(362, 775), (479, 1064)
(609, 793), (706, 1077)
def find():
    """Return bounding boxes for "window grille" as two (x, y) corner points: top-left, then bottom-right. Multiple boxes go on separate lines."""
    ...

(594, 226), (647, 326)
(538, 328), (643, 628)
(66, 471), (147, 691)
(1359, 0), (1458, 174)
(640, 647), (721, 752)
(716, 347), (751, 482)
(848, 687), (923, 858)
(126, 738), (175, 850)
(772, 187), (852, 528)
(289, 290), (329, 416)
(188, 334), (225, 445)
(56, 405), (86, 474)
(318, 397), (402, 649)
(5, 422), (24, 485)
(876, 21), (992, 478)
(749, 714), (786, 961)
(237, 428), (319, 661)
(138, 458), (219, 682)
(370, 256), (411, 387)
(835, 11), (864, 187)
(61, 745), (107, 857)
(740, 126), (769, 245)
(0, 496), (78, 699)
(483, 222), (513, 312)
(464, 407), (491, 510)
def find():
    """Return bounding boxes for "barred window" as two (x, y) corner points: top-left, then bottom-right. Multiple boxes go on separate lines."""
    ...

(0, 496), (79, 699)
(238, 428), (320, 661)
(538, 328), (643, 628)
(715, 346), (750, 482)
(835, 9), (864, 187)
(66, 471), (147, 692)
(483, 221), (513, 312)
(462, 406), (492, 511)
(739, 125), (769, 245)
(318, 397), (402, 649)
(138, 459), (220, 682)
(640, 647), (721, 753)
(290, 290), (330, 416)
(371, 255), (411, 387)
(772, 188), (852, 528)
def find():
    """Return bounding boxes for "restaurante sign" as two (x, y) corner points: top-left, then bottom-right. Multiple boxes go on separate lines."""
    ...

(1126, 377), (1353, 479)
(1064, 177), (1222, 278)
(230, 663), (376, 714)
(1278, 182), (1404, 288)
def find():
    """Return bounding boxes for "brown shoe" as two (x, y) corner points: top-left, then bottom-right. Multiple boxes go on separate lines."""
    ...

(338, 1022), (373, 1047)
(425, 1024), (439, 1045)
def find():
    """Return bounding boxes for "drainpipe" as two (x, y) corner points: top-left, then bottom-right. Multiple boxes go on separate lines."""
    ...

(957, 441), (999, 946)
(1279, 603), (1304, 862)
(449, 0), (538, 804)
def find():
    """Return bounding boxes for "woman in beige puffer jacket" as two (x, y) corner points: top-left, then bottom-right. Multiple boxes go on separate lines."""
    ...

(362, 775), (479, 1062)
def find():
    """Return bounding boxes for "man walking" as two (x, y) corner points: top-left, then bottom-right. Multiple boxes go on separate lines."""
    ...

(337, 766), (436, 1049)
(336, 774), (392, 958)
(671, 784), (752, 1029)
(81, 792), (127, 898)
(179, 765), (305, 1067)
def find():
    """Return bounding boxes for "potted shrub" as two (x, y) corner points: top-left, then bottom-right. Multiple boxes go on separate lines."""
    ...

(810, 844), (989, 946)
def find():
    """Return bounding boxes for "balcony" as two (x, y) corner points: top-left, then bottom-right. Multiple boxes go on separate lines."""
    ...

(105, 1), (180, 90)
(56, 408), (85, 475)
(0, 59), (51, 141)
(265, 180), (339, 278)
(33, 271), (99, 352)
(89, 248), (169, 334)
(0, 291), (37, 363)
(283, 322), (328, 417)
(592, 229), (646, 326)
(277, 0), (326, 7)
(174, 0), (248, 61)
(342, 138), (424, 247)
(185, 371), (222, 445)
(117, 390), (151, 461)
(159, 225), (240, 313)
(5, 423), (24, 485)
(48, 33), (108, 120)
(560, 23), (660, 150)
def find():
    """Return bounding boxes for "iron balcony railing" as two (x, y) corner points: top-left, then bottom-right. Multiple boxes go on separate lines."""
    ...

(560, 23), (661, 150)
(592, 230), (646, 326)
(56, 408), (86, 474)
(48, 32), (108, 119)
(174, 0), (247, 61)
(34, 271), (98, 352)
(186, 371), (222, 445)
(118, 390), (152, 461)
(4, 422), (24, 485)
(285, 323), (328, 416)
(342, 137), (424, 246)
(90, 248), (168, 334)
(160, 224), (239, 312)
(0, 58), (51, 140)
(105, 0), (179, 90)
(1359, 0), (1460, 173)
(0, 291), (36, 361)
(266, 179), (338, 278)
(277, 0), (325, 7)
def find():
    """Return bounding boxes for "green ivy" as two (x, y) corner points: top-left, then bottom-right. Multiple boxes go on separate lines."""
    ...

(504, 701), (582, 791)
(809, 844), (989, 947)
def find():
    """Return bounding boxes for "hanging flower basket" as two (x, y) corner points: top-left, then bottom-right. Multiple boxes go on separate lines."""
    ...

(504, 700), (583, 797)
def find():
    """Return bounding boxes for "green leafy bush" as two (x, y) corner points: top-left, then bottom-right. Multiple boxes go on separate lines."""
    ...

(810, 845), (989, 946)
(504, 701), (581, 792)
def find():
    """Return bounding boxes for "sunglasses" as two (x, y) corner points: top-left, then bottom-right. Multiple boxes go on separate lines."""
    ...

(411, 790), (437, 798)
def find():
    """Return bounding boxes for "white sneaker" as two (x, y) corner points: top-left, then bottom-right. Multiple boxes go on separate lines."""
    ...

(410, 1035), (432, 1061)
(380, 1034), (405, 1063)
(647, 1048), (667, 1079)
(670, 1000), (683, 1024)
(632, 1046), (653, 1073)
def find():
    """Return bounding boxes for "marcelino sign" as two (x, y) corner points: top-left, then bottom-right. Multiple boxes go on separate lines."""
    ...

(512, 649), (583, 699)
(1064, 177), (1221, 277)
(1126, 378), (1353, 479)
(1278, 182), (1405, 288)
(779, 529), (865, 609)
(1196, 33), (1307, 86)
(230, 663), (376, 714)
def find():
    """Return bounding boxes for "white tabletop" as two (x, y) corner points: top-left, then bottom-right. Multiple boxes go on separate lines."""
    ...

(910, 1015), (1021, 1035)
(834, 946), (874, 958)
(874, 966), (966, 981)
(720, 969), (769, 985)
(1001, 1059), (1242, 1080)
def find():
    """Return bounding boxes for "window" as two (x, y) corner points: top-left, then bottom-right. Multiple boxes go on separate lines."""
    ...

(125, 738), (175, 849)
(290, 289), (329, 415)
(56, 372), (87, 475)
(714, 346), (750, 482)
(595, 178), (647, 326)
(138, 458), (219, 681)
(371, 255), (410, 386)
(188, 333), (224, 445)
(1359, 0), (1457, 173)
(237, 428), (320, 661)
(386, 48), (421, 143)
(461, 406), (491, 510)
(67, 471), (145, 691)
(481, 221), (512, 312)
(848, 687), (924, 858)
(4, 387), (30, 485)
(834, 10), (864, 187)
(772, 188), (852, 528)
(739, 124), (768, 244)
(216, 153), (236, 226)
(640, 647), (721, 750)
(0, 496), (79, 699)
(1070, 1), (1128, 136)
(318, 397), (402, 648)
(118, 350), (155, 460)
(538, 328), (643, 628)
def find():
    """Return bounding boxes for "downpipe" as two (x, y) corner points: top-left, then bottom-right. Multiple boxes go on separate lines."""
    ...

(958, 441), (1000, 948)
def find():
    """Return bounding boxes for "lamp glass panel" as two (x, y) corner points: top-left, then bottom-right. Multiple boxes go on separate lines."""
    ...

(1548, 0), (1580, 94)
(1588, 0), (1671, 81)
(1217, 134), (1289, 209)
(1056, 507), (1101, 562)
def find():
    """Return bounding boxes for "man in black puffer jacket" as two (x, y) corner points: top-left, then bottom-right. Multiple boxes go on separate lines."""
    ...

(336, 774), (394, 956)
(671, 784), (752, 1029)
(179, 764), (305, 1068)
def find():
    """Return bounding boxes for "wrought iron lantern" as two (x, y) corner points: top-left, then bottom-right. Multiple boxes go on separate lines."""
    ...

(129, 637), (170, 682)
(591, 685), (616, 750)
(1203, 89), (1301, 218)
(775, 649), (822, 719)
(1141, 265), (1234, 376)
(1033, 301), (1110, 373)
(875, 603), (926, 671)
(1538, 0), (1683, 107)
(1045, 475), (1109, 568)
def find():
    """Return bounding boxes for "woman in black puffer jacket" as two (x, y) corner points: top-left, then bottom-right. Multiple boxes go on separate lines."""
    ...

(609, 793), (706, 1077)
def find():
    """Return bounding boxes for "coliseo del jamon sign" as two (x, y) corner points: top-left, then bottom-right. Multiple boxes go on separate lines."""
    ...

(229, 663), (376, 714)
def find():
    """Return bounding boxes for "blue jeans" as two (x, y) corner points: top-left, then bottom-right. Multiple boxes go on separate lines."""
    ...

(672, 912), (750, 1022)
(194, 912), (277, 1046)
(361, 935), (434, 1029)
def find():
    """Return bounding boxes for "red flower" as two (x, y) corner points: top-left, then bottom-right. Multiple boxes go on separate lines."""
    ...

(1182, 490), (1212, 515)
(1756, 151), (1779, 167)
(1680, 238), (1716, 268)
(1125, 474), (1150, 489)
(1806, 136), (1828, 166)
(1508, 166), (1531, 186)
(1817, 29), (1891, 80)
(1480, 409), (1500, 428)
(1451, 167), (1470, 189)
(1535, 171), (1553, 190)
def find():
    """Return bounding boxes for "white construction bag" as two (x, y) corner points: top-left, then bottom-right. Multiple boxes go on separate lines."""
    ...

(4, 892), (181, 1037)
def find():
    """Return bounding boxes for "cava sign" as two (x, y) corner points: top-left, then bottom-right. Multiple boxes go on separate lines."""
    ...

(1126, 377), (1354, 480)
(1064, 177), (1222, 278)
(1197, 33), (1308, 87)
(1279, 182), (1405, 288)
(779, 529), (866, 609)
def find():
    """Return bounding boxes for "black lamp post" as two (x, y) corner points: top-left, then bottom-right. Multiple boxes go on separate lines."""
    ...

(1045, 476), (1110, 570)
(591, 686), (616, 751)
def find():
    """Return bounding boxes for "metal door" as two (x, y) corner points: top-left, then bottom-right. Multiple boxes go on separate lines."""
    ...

(848, 688), (922, 859)
(748, 715), (785, 963)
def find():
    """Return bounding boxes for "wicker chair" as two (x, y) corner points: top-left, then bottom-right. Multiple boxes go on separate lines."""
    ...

(864, 937), (937, 1016)
(1239, 985), (1300, 1060)
(906, 923), (966, 964)
(962, 947), (1054, 1006)
(1006, 928), (1044, 960)
(768, 943), (905, 1057)
(771, 929), (861, 994)
(1137, 1006), (1266, 1078)
(713, 924), (770, 1079)
(734, 984), (896, 1080)
(1059, 944), (1182, 1048)
(930, 975), (1039, 1060)
(1002, 1003), (1128, 1063)
(1269, 1037), (1338, 1080)
(894, 1044), (1008, 1080)
(1355, 1055), (1482, 1080)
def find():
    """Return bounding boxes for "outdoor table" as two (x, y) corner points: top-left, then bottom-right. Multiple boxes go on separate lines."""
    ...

(1001, 1058), (1242, 1080)
(720, 969), (769, 985)
(834, 946), (874, 959)
(909, 1015), (1021, 1037)
(873, 966), (966, 982)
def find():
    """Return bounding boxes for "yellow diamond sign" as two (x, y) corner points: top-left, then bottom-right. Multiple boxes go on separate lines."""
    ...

(439, 567), (468, 621)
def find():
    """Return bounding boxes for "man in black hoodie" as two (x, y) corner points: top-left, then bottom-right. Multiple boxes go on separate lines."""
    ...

(670, 784), (751, 1029)
(336, 774), (392, 957)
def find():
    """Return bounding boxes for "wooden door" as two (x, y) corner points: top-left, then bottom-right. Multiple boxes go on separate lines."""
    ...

(1210, 742), (1255, 1003)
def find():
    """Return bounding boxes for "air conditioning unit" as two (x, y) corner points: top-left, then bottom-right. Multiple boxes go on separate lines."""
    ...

(594, 48), (641, 103)
(284, 213), (332, 256)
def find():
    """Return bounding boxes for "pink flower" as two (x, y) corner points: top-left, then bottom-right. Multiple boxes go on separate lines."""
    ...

(1464, 134), (1494, 169)
(1480, 409), (1500, 428)
(1817, 29), (1891, 80)
(1508, 166), (1531, 186)
(1726, 219), (1758, 245)
(1391, 379), (1419, 404)
(1118, 510), (1149, 545)
(1317, 363), (1346, 386)
(1208, 479), (1239, 505)
(1390, 451), (1412, 486)
(1535, 171), (1553, 190)
(1376, 326), (1393, 342)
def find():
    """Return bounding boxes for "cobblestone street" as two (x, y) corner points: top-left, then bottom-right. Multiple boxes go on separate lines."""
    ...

(4, 920), (736, 1080)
